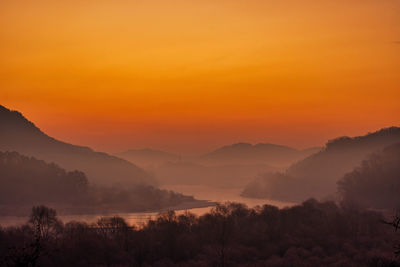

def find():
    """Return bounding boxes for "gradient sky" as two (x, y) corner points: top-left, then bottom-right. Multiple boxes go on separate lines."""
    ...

(1, 0), (399, 154)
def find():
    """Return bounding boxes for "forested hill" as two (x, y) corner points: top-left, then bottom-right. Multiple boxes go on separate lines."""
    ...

(242, 127), (400, 202)
(0, 151), (203, 215)
(338, 142), (400, 209)
(0, 151), (88, 205)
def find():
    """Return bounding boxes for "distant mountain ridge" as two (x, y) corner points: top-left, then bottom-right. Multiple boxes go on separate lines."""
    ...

(0, 105), (153, 186)
(202, 142), (321, 165)
(116, 143), (320, 188)
(242, 127), (400, 202)
(117, 149), (180, 167)
(325, 127), (400, 151)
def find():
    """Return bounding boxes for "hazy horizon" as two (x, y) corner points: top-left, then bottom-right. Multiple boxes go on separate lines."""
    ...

(1, 0), (399, 154)
(0, 104), (398, 155)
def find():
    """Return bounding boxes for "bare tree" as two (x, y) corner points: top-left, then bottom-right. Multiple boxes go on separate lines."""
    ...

(383, 212), (400, 255)
(29, 205), (61, 241)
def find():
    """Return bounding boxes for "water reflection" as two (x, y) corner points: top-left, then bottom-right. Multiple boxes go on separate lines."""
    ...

(0, 185), (295, 227)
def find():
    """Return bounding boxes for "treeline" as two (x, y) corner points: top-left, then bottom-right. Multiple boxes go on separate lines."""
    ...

(338, 143), (400, 209)
(0, 151), (88, 204)
(325, 127), (400, 151)
(1, 201), (399, 266)
(0, 151), (197, 215)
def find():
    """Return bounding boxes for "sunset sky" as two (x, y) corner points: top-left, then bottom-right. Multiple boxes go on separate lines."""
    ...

(1, 0), (399, 154)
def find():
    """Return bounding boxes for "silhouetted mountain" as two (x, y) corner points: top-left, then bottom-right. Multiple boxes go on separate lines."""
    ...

(242, 127), (400, 202)
(117, 148), (180, 167)
(338, 142), (400, 209)
(202, 142), (321, 166)
(0, 105), (153, 186)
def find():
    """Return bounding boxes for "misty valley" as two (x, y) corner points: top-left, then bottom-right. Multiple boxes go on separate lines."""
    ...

(1, 105), (400, 266)
(2, 0), (400, 265)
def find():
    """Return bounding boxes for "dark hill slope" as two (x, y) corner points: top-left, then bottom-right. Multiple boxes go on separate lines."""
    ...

(338, 142), (400, 209)
(0, 105), (153, 186)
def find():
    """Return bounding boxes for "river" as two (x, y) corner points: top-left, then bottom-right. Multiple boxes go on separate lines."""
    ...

(0, 185), (295, 227)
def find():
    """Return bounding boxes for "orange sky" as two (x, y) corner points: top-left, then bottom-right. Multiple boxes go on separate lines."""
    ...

(0, 0), (399, 154)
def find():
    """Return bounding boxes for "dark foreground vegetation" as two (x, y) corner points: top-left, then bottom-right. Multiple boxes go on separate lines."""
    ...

(338, 143), (400, 209)
(1, 201), (399, 267)
(0, 151), (203, 216)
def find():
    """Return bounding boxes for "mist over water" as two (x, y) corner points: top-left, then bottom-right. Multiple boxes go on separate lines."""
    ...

(0, 185), (294, 227)
(161, 185), (294, 209)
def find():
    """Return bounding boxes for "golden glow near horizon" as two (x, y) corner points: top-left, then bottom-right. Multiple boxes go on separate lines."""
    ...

(1, 0), (399, 153)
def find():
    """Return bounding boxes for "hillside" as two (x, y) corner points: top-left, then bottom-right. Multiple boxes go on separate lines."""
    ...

(242, 127), (400, 202)
(0, 151), (88, 205)
(0, 105), (153, 186)
(338, 142), (400, 209)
